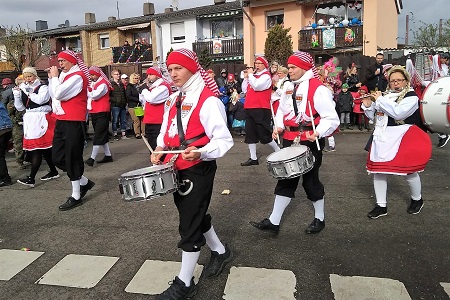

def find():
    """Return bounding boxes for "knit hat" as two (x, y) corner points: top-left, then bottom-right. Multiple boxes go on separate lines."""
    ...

(255, 56), (269, 69)
(146, 67), (162, 77)
(1, 78), (12, 85)
(121, 74), (128, 79)
(342, 83), (349, 89)
(166, 48), (219, 95)
(359, 85), (368, 93)
(22, 67), (38, 77)
(58, 50), (90, 85)
(287, 52), (320, 79)
(89, 66), (112, 89)
(227, 74), (235, 81)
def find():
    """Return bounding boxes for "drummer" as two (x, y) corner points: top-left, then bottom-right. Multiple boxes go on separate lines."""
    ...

(250, 52), (339, 235)
(151, 48), (234, 299)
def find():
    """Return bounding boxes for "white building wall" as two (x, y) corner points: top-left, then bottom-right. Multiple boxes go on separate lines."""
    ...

(157, 17), (198, 62)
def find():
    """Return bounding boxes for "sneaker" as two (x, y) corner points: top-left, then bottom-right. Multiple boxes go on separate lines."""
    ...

(156, 276), (197, 300)
(240, 158), (259, 166)
(121, 135), (130, 140)
(0, 179), (12, 187)
(305, 218), (325, 234)
(249, 218), (280, 234)
(407, 199), (423, 214)
(40, 172), (60, 181)
(323, 146), (335, 152)
(17, 176), (35, 187)
(201, 244), (233, 278)
(367, 205), (387, 219)
(437, 135), (450, 148)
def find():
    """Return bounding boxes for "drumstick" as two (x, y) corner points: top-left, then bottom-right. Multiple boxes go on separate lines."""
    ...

(307, 100), (321, 151)
(152, 149), (207, 154)
(270, 100), (281, 145)
(141, 136), (154, 154)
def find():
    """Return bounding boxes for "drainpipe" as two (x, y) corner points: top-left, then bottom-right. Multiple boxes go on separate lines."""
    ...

(240, 1), (256, 62)
(155, 18), (163, 63)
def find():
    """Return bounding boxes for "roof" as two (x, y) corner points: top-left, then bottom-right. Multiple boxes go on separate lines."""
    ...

(154, 1), (241, 20)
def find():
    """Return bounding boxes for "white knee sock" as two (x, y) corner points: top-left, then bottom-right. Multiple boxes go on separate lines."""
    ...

(71, 180), (81, 200)
(406, 173), (422, 200)
(328, 136), (335, 148)
(248, 144), (257, 160)
(204, 225), (225, 254)
(313, 198), (325, 221)
(269, 195), (291, 225)
(80, 175), (88, 186)
(268, 140), (281, 152)
(103, 143), (111, 156)
(178, 251), (200, 287)
(373, 173), (388, 207)
(90, 145), (100, 160)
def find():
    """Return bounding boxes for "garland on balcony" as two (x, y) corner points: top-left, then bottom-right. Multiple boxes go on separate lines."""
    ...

(135, 48), (150, 63)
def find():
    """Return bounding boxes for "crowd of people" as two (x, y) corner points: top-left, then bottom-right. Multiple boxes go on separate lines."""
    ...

(0, 48), (448, 300)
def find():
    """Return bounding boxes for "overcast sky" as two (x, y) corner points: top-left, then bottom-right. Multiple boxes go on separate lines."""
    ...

(1, 0), (448, 43)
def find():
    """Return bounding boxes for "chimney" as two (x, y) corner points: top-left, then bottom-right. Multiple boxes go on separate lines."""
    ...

(164, 7), (174, 13)
(143, 3), (155, 16)
(85, 12), (96, 24)
(214, 0), (226, 4)
(36, 20), (48, 31)
(108, 16), (117, 22)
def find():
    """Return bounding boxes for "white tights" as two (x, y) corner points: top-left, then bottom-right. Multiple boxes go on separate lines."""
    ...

(373, 172), (422, 207)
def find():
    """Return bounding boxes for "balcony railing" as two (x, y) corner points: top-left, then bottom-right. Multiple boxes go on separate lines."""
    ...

(192, 38), (243, 58)
(111, 44), (153, 63)
(299, 26), (363, 51)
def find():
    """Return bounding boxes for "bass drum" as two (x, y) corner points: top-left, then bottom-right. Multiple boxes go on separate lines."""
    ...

(420, 76), (450, 134)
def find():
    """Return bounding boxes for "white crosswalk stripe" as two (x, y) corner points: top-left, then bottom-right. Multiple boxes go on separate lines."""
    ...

(1, 249), (449, 299)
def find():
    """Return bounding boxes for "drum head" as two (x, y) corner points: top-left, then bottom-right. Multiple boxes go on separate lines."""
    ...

(121, 164), (173, 177)
(421, 76), (450, 134)
(267, 145), (308, 162)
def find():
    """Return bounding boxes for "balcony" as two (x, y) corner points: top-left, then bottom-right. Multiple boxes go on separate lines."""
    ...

(192, 38), (243, 61)
(111, 44), (153, 64)
(299, 26), (363, 52)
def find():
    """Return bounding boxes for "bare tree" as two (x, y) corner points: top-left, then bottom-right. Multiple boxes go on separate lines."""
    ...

(0, 25), (50, 71)
(412, 20), (450, 49)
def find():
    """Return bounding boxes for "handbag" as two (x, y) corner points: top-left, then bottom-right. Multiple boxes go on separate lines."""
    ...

(134, 105), (144, 117)
(232, 119), (246, 128)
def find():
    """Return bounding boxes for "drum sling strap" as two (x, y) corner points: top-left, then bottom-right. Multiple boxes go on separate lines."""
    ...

(175, 92), (206, 150)
(292, 83), (319, 131)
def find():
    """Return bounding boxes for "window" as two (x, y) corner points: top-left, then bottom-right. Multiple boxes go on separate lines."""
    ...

(170, 22), (185, 43)
(133, 32), (151, 45)
(235, 17), (243, 37)
(266, 10), (284, 30)
(316, 2), (362, 25)
(211, 19), (234, 38)
(65, 37), (81, 52)
(99, 34), (109, 49)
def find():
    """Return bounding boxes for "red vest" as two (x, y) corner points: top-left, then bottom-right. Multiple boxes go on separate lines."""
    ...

(90, 78), (110, 113)
(143, 81), (172, 124)
(56, 71), (88, 121)
(244, 71), (272, 109)
(163, 88), (213, 170)
(283, 78), (322, 141)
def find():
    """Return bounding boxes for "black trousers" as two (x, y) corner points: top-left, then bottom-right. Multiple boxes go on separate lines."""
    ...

(174, 160), (217, 252)
(244, 108), (273, 144)
(52, 120), (86, 181)
(274, 138), (325, 201)
(91, 112), (110, 146)
(145, 123), (162, 151)
(0, 130), (12, 181)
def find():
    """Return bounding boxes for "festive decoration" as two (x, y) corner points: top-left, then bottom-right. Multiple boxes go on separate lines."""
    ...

(318, 19), (324, 26)
(345, 28), (355, 43)
(342, 19), (349, 26)
(311, 23), (318, 29)
(322, 28), (336, 49)
(329, 18), (335, 25)
(352, 18), (359, 25)
(311, 32), (319, 47)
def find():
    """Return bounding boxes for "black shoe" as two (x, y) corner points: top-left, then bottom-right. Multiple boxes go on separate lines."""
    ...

(135, 135), (142, 139)
(59, 197), (82, 211)
(113, 135), (119, 141)
(347, 125), (353, 130)
(305, 218), (325, 234)
(201, 244), (233, 279)
(407, 199), (423, 214)
(85, 158), (95, 167)
(249, 218), (280, 234)
(80, 179), (95, 199)
(97, 155), (113, 163)
(17, 176), (35, 187)
(437, 135), (450, 148)
(0, 179), (12, 187)
(40, 171), (60, 181)
(241, 158), (259, 166)
(367, 205), (387, 219)
(156, 276), (197, 300)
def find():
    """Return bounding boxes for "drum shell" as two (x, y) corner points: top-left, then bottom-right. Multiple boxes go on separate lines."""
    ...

(118, 164), (178, 201)
(266, 145), (315, 179)
(420, 77), (450, 134)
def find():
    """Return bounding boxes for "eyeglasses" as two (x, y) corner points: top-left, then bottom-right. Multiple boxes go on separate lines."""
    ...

(389, 79), (406, 84)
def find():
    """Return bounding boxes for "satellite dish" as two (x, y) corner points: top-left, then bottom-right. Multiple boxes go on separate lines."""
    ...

(171, 0), (179, 10)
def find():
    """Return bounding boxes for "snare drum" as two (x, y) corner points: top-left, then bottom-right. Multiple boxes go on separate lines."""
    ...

(118, 164), (178, 201)
(420, 76), (450, 134)
(266, 145), (315, 179)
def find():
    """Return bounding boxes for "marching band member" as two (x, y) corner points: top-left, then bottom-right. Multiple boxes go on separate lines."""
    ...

(362, 66), (432, 219)
(151, 49), (234, 300)
(48, 50), (95, 211)
(250, 52), (339, 235)
(140, 67), (172, 150)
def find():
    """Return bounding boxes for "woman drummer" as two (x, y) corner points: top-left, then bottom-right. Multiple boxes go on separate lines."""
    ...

(150, 48), (234, 299)
(362, 66), (431, 219)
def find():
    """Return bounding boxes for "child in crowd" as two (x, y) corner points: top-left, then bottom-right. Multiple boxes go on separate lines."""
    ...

(229, 92), (246, 136)
(337, 83), (354, 130)
(354, 85), (370, 131)
(218, 87), (230, 109)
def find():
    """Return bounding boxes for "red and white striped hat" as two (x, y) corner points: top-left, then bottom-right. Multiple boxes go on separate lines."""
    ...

(89, 66), (112, 89)
(166, 48), (219, 95)
(58, 50), (91, 85)
(255, 56), (269, 69)
(287, 51), (320, 79)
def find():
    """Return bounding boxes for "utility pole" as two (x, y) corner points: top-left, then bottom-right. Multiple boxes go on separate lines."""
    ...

(405, 14), (409, 45)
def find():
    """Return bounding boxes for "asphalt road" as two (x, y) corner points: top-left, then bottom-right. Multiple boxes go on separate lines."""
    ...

(0, 131), (449, 300)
